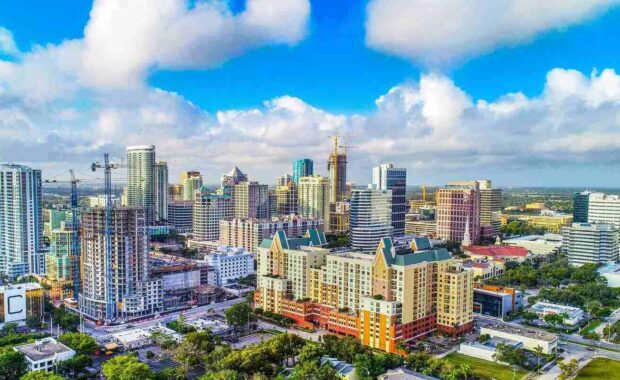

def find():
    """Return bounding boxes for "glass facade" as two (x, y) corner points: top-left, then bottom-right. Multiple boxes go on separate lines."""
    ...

(293, 159), (313, 185)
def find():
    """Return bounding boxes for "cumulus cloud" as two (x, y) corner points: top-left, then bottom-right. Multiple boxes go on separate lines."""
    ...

(365, 0), (620, 64)
(0, 27), (18, 56)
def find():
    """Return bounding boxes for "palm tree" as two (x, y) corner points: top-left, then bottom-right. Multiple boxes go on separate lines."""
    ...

(533, 345), (544, 373)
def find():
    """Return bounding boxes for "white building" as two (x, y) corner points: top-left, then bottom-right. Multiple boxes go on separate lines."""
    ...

(167, 201), (193, 234)
(203, 246), (255, 286)
(350, 186), (393, 253)
(14, 337), (75, 372)
(126, 145), (157, 225)
(529, 302), (585, 326)
(503, 234), (563, 255)
(562, 223), (619, 265)
(155, 161), (169, 221)
(112, 328), (153, 349)
(481, 324), (559, 354)
(193, 193), (233, 241)
(458, 337), (522, 362)
(0, 164), (43, 277)
(87, 194), (121, 208)
(588, 192), (620, 227)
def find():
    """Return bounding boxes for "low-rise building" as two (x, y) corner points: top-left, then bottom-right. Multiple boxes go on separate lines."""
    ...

(463, 245), (529, 262)
(14, 337), (75, 372)
(458, 337), (523, 362)
(203, 246), (255, 286)
(111, 328), (153, 349)
(0, 283), (45, 327)
(379, 368), (439, 380)
(320, 357), (359, 380)
(462, 259), (505, 280)
(186, 317), (234, 337)
(481, 324), (559, 354)
(473, 284), (522, 318)
(529, 302), (585, 326)
(503, 234), (563, 255)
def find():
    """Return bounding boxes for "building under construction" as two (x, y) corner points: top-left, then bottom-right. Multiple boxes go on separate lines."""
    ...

(80, 208), (163, 322)
(327, 136), (347, 203)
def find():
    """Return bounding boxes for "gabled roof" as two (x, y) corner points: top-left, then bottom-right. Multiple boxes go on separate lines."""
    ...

(464, 245), (528, 258)
(411, 236), (432, 250)
(376, 237), (451, 267)
(258, 228), (327, 250)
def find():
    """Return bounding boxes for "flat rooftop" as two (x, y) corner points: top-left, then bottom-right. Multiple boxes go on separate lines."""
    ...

(483, 324), (558, 342)
(15, 338), (73, 361)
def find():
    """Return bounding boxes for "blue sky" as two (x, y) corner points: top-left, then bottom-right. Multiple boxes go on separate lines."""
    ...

(0, 0), (619, 187)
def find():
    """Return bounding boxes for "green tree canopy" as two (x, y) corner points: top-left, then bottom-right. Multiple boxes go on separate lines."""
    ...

(224, 302), (253, 328)
(102, 355), (153, 380)
(0, 350), (28, 380)
(19, 372), (64, 380)
(58, 332), (98, 355)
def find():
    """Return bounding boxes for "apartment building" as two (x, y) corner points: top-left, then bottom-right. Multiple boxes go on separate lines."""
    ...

(436, 182), (481, 243)
(192, 193), (233, 241)
(254, 232), (473, 353)
(219, 216), (324, 253)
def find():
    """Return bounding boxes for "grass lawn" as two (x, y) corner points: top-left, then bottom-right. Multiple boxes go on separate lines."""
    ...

(575, 358), (620, 380)
(579, 320), (602, 334)
(443, 353), (527, 380)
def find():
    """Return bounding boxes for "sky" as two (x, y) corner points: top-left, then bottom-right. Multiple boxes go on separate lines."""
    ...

(1, 0), (620, 187)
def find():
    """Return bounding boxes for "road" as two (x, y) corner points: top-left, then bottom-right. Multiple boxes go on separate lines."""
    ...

(82, 298), (245, 341)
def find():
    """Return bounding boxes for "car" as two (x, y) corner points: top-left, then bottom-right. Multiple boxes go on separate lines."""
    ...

(586, 347), (596, 352)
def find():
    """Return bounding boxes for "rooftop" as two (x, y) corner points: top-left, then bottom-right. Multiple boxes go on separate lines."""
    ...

(464, 245), (529, 258)
(380, 367), (440, 380)
(15, 338), (74, 361)
(111, 328), (152, 343)
(320, 357), (356, 376)
(503, 234), (563, 243)
(482, 324), (559, 342)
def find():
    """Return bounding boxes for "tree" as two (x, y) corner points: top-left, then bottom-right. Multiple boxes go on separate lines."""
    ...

(405, 351), (432, 372)
(57, 354), (93, 378)
(289, 360), (339, 380)
(145, 350), (155, 360)
(199, 370), (244, 380)
(297, 343), (323, 364)
(558, 358), (578, 380)
(19, 372), (64, 380)
(521, 311), (538, 323)
(493, 343), (527, 368)
(533, 345), (544, 371)
(0, 351), (27, 380)
(2, 322), (18, 334)
(25, 317), (42, 329)
(543, 313), (565, 328)
(225, 302), (253, 329)
(58, 332), (98, 355)
(102, 355), (153, 380)
(478, 334), (491, 343)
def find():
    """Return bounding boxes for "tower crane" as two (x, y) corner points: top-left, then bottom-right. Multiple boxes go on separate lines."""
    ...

(91, 153), (122, 322)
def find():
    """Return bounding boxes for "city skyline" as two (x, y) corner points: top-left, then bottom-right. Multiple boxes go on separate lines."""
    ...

(1, 1), (620, 187)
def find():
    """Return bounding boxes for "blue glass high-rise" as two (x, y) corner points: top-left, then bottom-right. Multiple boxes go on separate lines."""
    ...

(293, 159), (314, 185)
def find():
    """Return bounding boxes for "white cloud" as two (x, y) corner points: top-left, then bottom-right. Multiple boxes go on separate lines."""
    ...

(365, 0), (620, 64)
(0, 27), (18, 56)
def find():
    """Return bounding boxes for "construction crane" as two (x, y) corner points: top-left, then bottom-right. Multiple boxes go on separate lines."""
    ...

(91, 154), (122, 323)
(422, 184), (427, 203)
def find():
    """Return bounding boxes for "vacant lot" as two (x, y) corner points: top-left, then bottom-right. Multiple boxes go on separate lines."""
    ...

(443, 353), (527, 380)
(575, 357), (620, 380)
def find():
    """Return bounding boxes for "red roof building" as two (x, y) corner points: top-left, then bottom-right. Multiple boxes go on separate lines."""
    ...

(463, 245), (529, 261)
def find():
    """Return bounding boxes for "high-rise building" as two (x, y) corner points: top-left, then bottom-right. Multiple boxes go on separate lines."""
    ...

(276, 174), (293, 187)
(587, 192), (620, 228)
(275, 183), (298, 216)
(233, 181), (269, 220)
(219, 216), (324, 253)
(43, 209), (72, 240)
(45, 223), (74, 282)
(329, 201), (349, 235)
(562, 223), (619, 266)
(155, 161), (168, 221)
(0, 164), (43, 277)
(299, 175), (331, 231)
(179, 171), (201, 184)
(293, 159), (313, 185)
(80, 208), (163, 322)
(182, 174), (203, 201)
(255, 233), (473, 353)
(372, 164), (407, 235)
(167, 201), (194, 234)
(349, 186), (393, 253)
(193, 193), (233, 241)
(221, 166), (248, 187)
(573, 191), (591, 223)
(327, 139), (347, 203)
(478, 180), (502, 237)
(126, 145), (156, 225)
(169, 184), (184, 202)
(436, 182), (481, 244)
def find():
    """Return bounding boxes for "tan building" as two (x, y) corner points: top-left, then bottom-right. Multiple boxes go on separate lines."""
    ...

(275, 183), (298, 216)
(299, 175), (331, 231)
(405, 218), (436, 236)
(219, 217), (324, 253)
(329, 201), (349, 234)
(233, 181), (269, 220)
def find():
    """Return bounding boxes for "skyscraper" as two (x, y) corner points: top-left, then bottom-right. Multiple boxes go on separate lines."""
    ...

(293, 159), (313, 185)
(477, 180), (502, 237)
(299, 175), (331, 231)
(182, 174), (203, 201)
(563, 223), (619, 266)
(276, 174), (293, 187)
(0, 164), (43, 277)
(275, 182), (298, 216)
(573, 191), (591, 223)
(587, 192), (620, 228)
(221, 166), (248, 187)
(372, 164), (407, 235)
(80, 208), (163, 322)
(193, 192), (234, 241)
(349, 186), (393, 253)
(436, 182), (481, 244)
(233, 181), (269, 220)
(327, 138), (347, 203)
(155, 161), (169, 221)
(126, 145), (156, 225)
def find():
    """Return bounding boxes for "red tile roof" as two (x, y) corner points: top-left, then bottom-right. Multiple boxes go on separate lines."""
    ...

(464, 245), (529, 258)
